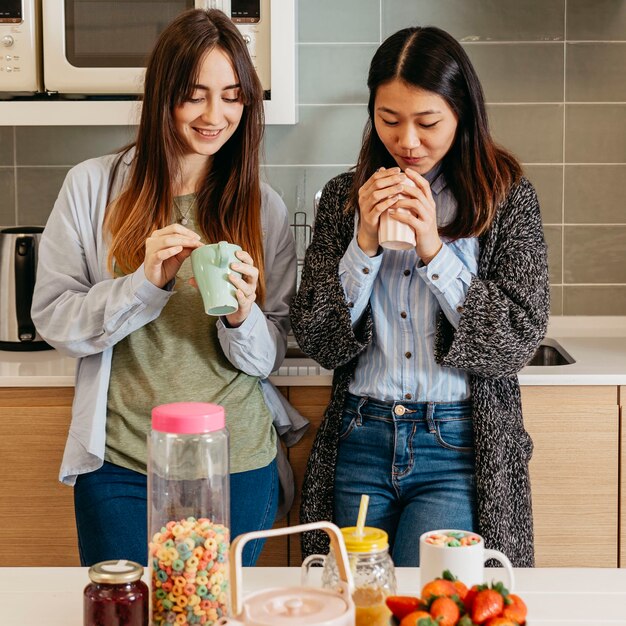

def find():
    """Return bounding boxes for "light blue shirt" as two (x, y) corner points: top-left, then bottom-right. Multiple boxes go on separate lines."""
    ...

(340, 168), (479, 402)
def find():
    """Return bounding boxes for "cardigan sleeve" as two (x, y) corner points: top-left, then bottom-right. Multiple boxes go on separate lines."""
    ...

(290, 174), (374, 371)
(436, 177), (550, 378)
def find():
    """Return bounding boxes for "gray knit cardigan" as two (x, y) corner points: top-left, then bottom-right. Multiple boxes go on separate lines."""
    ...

(290, 171), (550, 566)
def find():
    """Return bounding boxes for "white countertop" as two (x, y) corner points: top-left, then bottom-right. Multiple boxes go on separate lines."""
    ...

(3, 566), (626, 625)
(2, 317), (626, 387)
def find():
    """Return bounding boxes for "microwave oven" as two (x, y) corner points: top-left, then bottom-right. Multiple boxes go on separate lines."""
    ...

(0, 0), (270, 95)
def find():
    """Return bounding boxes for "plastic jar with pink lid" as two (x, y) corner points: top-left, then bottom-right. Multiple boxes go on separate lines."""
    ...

(147, 402), (230, 626)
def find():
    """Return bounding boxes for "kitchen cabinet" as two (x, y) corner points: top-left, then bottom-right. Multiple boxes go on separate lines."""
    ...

(0, 384), (621, 568)
(522, 386), (619, 567)
(0, 387), (78, 566)
(285, 386), (621, 568)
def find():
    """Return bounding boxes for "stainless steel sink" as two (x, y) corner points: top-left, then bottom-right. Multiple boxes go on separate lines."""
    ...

(526, 338), (575, 366)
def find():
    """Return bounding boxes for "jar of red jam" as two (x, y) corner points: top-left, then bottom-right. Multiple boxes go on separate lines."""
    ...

(84, 560), (148, 626)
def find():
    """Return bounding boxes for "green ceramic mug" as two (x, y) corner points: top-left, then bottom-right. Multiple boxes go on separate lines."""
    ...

(191, 241), (242, 316)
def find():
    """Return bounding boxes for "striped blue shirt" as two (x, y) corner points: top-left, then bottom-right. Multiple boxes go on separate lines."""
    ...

(340, 168), (479, 402)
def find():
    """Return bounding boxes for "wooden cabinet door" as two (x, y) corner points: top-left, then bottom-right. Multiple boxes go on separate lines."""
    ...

(522, 386), (619, 567)
(0, 388), (79, 566)
(285, 386), (331, 565)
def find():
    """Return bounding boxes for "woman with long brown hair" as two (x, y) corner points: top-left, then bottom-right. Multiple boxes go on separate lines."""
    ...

(32, 9), (296, 566)
(292, 26), (550, 566)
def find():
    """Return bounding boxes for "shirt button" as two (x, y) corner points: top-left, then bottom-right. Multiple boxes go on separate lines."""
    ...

(456, 305), (464, 313)
(362, 267), (370, 274)
(400, 311), (407, 319)
(347, 301), (354, 308)
(404, 393), (413, 400)
(431, 273), (439, 281)
(405, 351), (412, 359)
(403, 269), (411, 276)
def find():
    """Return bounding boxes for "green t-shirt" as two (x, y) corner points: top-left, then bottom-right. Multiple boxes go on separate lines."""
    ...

(104, 194), (276, 474)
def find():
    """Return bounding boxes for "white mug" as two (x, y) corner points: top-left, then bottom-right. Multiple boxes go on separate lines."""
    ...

(419, 529), (515, 591)
(378, 174), (417, 250)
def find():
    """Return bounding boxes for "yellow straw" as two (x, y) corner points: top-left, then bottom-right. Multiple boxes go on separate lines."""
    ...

(355, 494), (369, 537)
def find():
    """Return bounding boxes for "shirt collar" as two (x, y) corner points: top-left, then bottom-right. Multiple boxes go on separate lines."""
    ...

(423, 162), (447, 195)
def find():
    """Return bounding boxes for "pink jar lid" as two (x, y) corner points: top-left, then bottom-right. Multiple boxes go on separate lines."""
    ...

(151, 402), (225, 434)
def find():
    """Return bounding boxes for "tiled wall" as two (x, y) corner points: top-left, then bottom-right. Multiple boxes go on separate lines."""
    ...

(1, 0), (625, 314)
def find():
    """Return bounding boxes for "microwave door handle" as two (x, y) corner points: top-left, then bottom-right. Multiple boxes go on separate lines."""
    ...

(14, 236), (37, 342)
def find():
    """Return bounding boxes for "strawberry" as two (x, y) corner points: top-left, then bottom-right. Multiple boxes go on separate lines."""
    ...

(453, 579), (469, 601)
(430, 596), (461, 626)
(463, 584), (482, 613)
(484, 618), (518, 626)
(386, 595), (422, 620)
(399, 610), (438, 626)
(502, 593), (527, 624)
(440, 569), (469, 602)
(421, 578), (458, 602)
(471, 589), (504, 623)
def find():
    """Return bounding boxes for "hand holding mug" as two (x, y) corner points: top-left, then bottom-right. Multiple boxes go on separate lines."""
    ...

(225, 249), (259, 327)
(144, 223), (202, 288)
(356, 166), (406, 256)
(389, 168), (442, 264)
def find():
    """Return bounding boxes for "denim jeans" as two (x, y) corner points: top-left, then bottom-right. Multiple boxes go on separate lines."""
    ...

(334, 394), (477, 566)
(74, 459), (278, 567)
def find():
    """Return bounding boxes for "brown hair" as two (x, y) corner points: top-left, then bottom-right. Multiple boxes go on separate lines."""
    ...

(104, 8), (266, 301)
(351, 26), (522, 239)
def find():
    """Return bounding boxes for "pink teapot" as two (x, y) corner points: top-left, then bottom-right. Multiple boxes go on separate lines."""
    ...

(218, 521), (355, 626)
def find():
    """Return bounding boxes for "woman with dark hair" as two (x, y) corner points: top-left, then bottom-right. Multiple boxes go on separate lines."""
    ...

(292, 26), (550, 566)
(32, 9), (297, 566)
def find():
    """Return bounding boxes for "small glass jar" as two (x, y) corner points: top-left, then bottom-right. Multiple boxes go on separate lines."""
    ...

(148, 402), (230, 626)
(310, 526), (397, 626)
(83, 560), (148, 626)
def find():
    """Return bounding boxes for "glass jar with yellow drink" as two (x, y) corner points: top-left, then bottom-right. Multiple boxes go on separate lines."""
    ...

(303, 525), (397, 626)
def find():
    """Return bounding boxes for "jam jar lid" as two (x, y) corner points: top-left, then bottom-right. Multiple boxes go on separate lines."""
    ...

(88, 560), (144, 584)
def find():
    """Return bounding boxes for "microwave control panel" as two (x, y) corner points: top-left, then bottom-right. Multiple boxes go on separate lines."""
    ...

(0, 0), (41, 92)
(208, 0), (270, 93)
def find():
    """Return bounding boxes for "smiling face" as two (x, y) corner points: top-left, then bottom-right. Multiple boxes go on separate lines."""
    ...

(173, 46), (244, 166)
(373, 78), (459, 174)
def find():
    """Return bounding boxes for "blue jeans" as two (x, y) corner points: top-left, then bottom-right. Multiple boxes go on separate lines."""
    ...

(74, 459), (278, 567)
(334, 394), (477, 566)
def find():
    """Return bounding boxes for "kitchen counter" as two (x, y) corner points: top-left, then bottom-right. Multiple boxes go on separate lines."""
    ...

(4, 566), (626, 625)
(1, 317), (626, 387)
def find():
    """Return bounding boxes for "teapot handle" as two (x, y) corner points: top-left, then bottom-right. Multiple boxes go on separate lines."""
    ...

(229, 521), (354, 617)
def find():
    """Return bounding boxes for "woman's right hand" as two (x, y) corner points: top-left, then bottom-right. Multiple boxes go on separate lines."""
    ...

(357, 166), (407, 256)
(144, 224), (202, 288)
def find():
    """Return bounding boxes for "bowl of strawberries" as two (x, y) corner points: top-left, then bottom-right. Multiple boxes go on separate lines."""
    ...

(387, 570), (527, 626)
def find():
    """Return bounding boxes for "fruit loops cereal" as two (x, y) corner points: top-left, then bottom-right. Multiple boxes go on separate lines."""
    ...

(425, 531), (481, 547)
(149, 516), (229, 626)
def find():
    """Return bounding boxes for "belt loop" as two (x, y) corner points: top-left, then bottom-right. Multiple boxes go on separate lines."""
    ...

(355, 396), (367, 426)
(425, 402), (436, 433)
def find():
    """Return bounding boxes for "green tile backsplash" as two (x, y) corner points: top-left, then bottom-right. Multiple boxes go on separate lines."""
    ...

(0, 0), (625, 314)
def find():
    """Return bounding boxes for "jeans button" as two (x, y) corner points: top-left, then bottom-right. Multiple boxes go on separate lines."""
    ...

(394, 404), (406, 416)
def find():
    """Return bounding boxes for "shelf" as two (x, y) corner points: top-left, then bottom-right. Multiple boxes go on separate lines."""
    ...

(0, 96), (294, 126)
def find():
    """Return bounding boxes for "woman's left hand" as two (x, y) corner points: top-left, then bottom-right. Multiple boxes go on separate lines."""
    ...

(224, 249), (259, 327)
(390, 168), (443, 264)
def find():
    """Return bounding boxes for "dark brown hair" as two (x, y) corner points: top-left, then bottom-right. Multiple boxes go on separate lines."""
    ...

(351, 26), (522, 239)
(105, 8), (266, 301)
